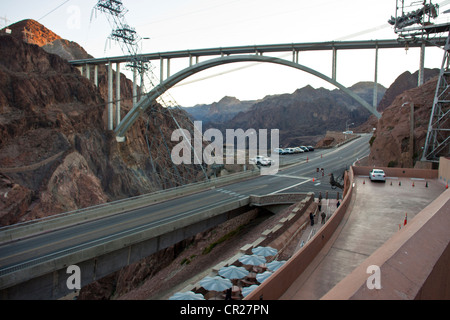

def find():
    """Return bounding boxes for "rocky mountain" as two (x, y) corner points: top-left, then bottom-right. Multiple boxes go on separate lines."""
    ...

(0, 26), (200, 226)
(2, 19), (92, 60)
(377, 68), (440, 113)
(203, 82), (386, 147)
(183, 96), (256, 124)
(368, 76), (440, 168)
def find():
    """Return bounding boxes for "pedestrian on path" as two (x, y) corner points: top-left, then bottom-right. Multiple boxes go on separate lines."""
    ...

(321, 211), (326, 224)
(310, 212), (314, 226)
(318, 199), (322, 212)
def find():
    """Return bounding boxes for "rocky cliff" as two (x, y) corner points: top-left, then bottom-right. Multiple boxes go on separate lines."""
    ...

(0, 32), (199, 226)
(368, 76), (439, 168)
(377, 68), (439, 113)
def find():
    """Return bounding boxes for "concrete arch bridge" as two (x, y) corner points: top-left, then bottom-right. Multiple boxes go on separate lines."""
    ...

(69, 39), (445, 140)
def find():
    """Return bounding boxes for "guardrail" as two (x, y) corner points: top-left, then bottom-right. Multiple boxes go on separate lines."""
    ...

(0, 168), (260, 244)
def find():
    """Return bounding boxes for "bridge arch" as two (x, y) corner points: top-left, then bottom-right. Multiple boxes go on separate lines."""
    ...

(115, 55), (381, 138)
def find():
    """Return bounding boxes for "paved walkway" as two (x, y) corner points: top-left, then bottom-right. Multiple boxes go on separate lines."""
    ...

(280, 176), (446, 300)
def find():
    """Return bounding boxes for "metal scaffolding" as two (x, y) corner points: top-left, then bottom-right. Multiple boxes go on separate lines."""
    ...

(389, 1), (450, 161)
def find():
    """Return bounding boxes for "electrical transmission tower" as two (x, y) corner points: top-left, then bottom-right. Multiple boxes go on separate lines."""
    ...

(93, 0), (208, 182)
(389, 0), (450, 162)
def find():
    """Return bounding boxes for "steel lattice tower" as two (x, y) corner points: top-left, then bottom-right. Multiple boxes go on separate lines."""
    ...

(389, 0), (450, 161)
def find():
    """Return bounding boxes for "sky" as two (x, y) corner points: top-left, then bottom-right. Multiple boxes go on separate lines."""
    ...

(1, 0), (449, 107)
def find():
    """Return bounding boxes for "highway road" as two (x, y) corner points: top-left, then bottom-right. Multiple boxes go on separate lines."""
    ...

(0, 134), (371, 278)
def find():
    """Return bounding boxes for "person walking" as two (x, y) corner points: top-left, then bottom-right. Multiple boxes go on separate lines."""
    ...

(318, 199), (322, 212)
(321, 211), (326, 224)
(310, 212), (314, 226)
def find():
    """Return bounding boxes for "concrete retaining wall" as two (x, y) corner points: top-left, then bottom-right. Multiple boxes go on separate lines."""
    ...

(181, 193), (314, 295)
(353, 166), (438, 180)
(249, 193), (307, 206)
(244, 169), (355, 300)
(322, 188), (450, 300)
(246, 164), (447, 300)
(438, 157), (450, 185)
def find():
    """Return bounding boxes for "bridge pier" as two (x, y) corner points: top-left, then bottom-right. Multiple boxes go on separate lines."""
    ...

(116, 62), (121, 128)
(133, 67), (137, 107)
(418, 42), (426, 86)
(293, 50), (299, 64)
(107, 61), (114, 131)
(332, 47), (337, 81)
(94, 65), (98, 87)
(373, 45), (379, 108)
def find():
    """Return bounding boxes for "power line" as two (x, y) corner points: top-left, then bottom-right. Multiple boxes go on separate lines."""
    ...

(38, 0), (71, 22)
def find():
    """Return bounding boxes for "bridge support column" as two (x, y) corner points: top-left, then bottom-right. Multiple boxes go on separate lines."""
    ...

(85, 64), (90, 80)
(107, 61), (114, 131)
(293, 50), (299, 64)
(139, 67), (145, 102)
(133, 67), (137, 107)
(116, 63), (121, 127)
(160, 58), (164, 83)
(418, 42), (425, 86)
(332, 47), (337, 81)
(167, 58), (171, 79)
(373, 45), (379, 108)
(94, 65), (98, 87)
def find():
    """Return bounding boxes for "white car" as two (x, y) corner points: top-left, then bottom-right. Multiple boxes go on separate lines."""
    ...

(285, 148), (295, 154)
(250, 155), (274, 166)
(369, 169), (386, 182)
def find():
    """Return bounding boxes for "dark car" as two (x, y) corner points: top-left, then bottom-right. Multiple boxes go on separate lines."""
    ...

(307, 146), (315, 151)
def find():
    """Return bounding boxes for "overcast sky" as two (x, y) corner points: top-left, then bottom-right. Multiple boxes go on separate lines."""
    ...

(1, 0), (449, 106)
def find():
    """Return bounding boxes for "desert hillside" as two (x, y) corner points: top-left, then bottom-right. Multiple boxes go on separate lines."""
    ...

(0, 25), (200, 226)
(368, 76), (440, 168)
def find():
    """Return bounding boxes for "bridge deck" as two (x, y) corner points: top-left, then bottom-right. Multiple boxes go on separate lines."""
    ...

(69, 38), (446, 65)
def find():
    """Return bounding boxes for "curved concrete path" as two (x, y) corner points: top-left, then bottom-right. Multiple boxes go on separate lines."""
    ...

(280, 176), (446, 299)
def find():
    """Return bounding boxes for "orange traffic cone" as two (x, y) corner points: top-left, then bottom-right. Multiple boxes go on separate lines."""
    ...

(446, 183), (449, 189)
(363, 180), (365, 185)
(404, 213), (407, 226)
(312, 178), (315, 182)
(412, 181), (415, 187)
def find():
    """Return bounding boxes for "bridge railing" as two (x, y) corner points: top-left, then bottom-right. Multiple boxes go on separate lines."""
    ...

(0, 168), (260, 244)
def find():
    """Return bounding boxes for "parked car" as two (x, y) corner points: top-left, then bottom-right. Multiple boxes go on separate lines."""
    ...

(250, 155), (274, 166)
(284, 148), (295, 154)
(307, 146), (315, 151)
(294, 147), (304, 153)
(369, 169), (386, 182)
(274, 148), (285, 154)
(300, 146), (309, 152)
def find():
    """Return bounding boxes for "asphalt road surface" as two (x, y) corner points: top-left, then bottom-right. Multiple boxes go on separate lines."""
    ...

(0, 134), (371, 275)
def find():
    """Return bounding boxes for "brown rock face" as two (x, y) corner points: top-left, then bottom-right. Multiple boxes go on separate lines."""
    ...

(368, 77), (439, 168)
(377, 69), (439, 113)
(2, 19), (61, 47)
(0, 33), (199, 226)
